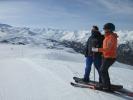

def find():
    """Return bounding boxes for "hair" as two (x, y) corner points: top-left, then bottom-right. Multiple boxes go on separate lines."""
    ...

(93, 25), (99, 31)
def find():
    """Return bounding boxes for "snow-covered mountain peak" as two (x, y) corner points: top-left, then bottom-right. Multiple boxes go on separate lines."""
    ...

(0, 23), (133, 46)
(0, 23), (12, 28)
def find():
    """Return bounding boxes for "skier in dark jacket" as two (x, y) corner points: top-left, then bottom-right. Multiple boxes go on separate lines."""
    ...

(83, 26), (104, 83)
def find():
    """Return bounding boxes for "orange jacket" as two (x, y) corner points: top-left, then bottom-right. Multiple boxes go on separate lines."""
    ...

(98, 32), (118, 58)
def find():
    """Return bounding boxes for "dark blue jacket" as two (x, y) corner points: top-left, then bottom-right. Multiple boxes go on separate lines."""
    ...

(84, 30), (104, 57)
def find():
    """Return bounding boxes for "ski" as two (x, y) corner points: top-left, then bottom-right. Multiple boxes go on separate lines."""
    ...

(71, 77), (133, 98)
(73, 77), (123, 90)
(70, 82), (133, 98)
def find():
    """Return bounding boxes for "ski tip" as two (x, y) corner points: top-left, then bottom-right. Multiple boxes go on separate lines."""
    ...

(73, 77), (76, 79)
(70, 82), (74, 86)
(70, 82), (77, 87)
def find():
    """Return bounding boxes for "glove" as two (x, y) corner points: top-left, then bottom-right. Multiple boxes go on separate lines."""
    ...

(92, 47), (98, 52)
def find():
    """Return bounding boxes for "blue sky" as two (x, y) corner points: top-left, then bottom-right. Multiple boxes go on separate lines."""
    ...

(0, 0), (133, 30)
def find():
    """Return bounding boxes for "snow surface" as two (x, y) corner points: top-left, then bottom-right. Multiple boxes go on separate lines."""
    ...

(0, 44), (133, 100)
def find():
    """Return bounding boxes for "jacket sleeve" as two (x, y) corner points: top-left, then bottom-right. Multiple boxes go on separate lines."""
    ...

(98, 38), (113, 52)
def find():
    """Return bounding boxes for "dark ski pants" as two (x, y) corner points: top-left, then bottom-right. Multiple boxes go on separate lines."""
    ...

(100, 58), (116, 88)
(84, 56), (102, 82)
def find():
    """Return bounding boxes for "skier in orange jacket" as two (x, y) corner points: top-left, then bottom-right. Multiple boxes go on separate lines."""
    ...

(92, 23), (118, 92)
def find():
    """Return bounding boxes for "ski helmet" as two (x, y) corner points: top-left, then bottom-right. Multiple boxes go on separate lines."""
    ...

(103, 23), (115, 32)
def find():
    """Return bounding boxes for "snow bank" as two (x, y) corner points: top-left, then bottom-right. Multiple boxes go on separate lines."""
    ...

(0, 44), (133, 100)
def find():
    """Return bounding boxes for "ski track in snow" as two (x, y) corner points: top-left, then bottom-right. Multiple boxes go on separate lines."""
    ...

(0, 44), (133, 100)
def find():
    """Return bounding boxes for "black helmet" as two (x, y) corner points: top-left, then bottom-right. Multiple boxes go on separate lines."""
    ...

(103, 23), (115, 32)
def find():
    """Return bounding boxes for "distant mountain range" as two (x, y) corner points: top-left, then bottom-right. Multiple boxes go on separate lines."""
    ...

(0, 23), (133, 65)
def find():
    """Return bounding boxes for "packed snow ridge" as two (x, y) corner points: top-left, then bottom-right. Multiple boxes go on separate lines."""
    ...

(0, 44), (133, 100)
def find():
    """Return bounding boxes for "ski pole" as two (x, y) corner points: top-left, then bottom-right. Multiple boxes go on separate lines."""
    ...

(94, 63), (95, 83)
(93, 53), (96, 83)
